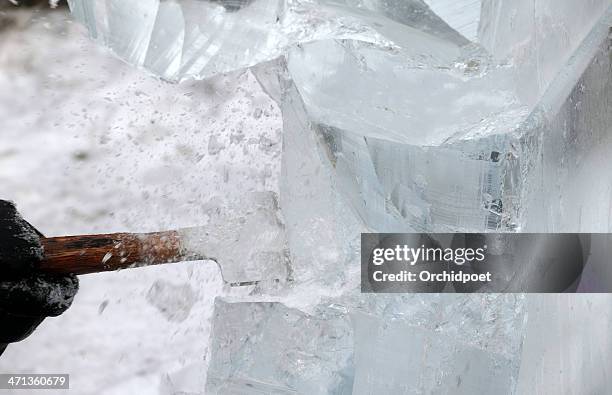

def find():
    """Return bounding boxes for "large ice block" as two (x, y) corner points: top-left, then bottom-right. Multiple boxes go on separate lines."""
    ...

(270, 48), (513, 232)
(206, 295), (526, 394)
(352, 313), (519, 394)
(277, 5), (612, 233)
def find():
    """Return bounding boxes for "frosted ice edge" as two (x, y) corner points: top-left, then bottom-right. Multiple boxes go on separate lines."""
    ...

(68, 0), (480, 82)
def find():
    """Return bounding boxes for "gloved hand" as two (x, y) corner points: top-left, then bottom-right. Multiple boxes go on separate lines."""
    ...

(0, 200), (78, 356)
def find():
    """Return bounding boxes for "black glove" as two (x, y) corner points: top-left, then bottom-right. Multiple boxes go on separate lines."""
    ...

(0, 200), (79, 356)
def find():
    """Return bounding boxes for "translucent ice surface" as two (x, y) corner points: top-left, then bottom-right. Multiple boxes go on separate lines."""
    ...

(424, 0), (482, 41)
(68, 0), (403, 81)
(206, 295), (526, 394)
(517, 295), (612, 393)
(275, 5), (612, 233)
(352, 314), (517, 394)
(67, 0), (508, 81)
(517, 13), (612, 232)
(206, 300), (354, 394)
(478, 0), (610, 106)
(285, 39), (523, 147)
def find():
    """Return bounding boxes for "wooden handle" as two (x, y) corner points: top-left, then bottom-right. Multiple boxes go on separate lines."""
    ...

(39, 231), (193, 275)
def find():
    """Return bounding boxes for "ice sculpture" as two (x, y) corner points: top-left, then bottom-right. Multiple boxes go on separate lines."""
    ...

(67, 0), (612, 393)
